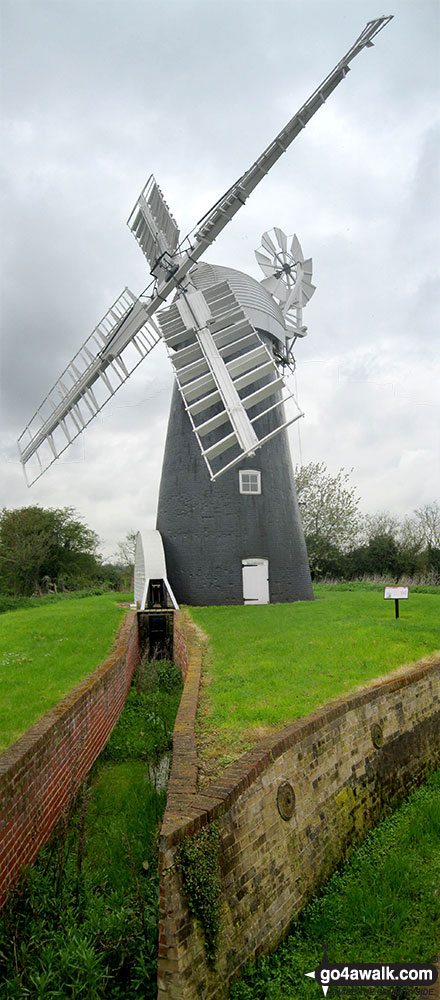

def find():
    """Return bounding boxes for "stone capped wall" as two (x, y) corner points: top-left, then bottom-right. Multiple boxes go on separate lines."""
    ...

(158, 617), (440, 1000)
(0, 612), (140, 907)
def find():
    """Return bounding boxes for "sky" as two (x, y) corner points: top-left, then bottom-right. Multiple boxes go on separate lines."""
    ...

(1, 0), (439, 560)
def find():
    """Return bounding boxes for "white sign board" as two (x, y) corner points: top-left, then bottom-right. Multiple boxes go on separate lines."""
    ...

(384, 587), (409, 600)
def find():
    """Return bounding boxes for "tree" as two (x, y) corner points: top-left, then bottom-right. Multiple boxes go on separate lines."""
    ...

(0, 506), (101, 596)
(397, 516), (425, 576)
(363, 511), (400, 543)
(116, 531), (137, 569)
(359, 511), (402, 577)
(366, 533), (401, 578)
(113, 530), (137, 591)
(414, 502), (440, 549)
(398, 515), (425, 555)
(294, 462), (362, 576)
(414, 501), (440, 575)
(345, 506), (439, 581)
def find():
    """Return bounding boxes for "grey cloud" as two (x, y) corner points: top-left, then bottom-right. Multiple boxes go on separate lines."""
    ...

(1, 0), (438, 555)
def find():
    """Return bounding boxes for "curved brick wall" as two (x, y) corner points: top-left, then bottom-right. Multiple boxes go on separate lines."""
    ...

(160, 615), (440, 1000)
(0, 612), (140, 907)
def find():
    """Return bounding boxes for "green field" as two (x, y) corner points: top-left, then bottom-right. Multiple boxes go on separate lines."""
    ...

(190, 585), (440, 774)
(0, 592), (132, 753)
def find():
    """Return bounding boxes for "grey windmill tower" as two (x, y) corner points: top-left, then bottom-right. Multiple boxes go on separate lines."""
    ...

(18, 17), (393, 607)
(155, 233), (315, 605)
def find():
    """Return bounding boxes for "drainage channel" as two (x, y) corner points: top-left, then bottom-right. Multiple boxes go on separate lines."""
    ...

(1, 655), (183, 1000)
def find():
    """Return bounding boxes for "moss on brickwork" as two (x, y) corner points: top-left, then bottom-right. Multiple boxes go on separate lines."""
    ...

(177, 822), (221, 964)
(159, 609), (440, 1000)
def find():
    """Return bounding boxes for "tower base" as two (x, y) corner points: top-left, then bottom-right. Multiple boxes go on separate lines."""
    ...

(156, 383), (313, 606)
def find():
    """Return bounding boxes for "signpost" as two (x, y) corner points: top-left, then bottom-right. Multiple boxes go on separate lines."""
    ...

(384, 586), (409, 619)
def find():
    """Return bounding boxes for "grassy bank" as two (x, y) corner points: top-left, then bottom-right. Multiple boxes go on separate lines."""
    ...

(0, 657), (183, 1000)
(0, 592), (132, 753)
(229, 768), (440, 1000)
(0, 588), (122, 615)
(190, 585), (440, 776)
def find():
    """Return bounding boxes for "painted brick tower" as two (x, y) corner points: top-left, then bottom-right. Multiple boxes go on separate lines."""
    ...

(156, 259), (313, 606)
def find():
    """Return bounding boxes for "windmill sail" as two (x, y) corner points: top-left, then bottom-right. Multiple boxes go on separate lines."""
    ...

(17, 15), (392, 485)
(184, 17), (393, 265)
(157, 281), (302, 480)
(123, 15), (393, 322)
(127, 175), (180, 275)
(18, 289), (161, 485)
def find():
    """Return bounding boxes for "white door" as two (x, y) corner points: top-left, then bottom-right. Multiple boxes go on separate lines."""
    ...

(242, 559), (269, 605)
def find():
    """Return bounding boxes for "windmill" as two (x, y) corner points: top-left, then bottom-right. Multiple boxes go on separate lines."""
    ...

(18, 17), (392, 607)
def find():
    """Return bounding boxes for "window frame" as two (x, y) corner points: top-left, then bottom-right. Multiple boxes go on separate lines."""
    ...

(239, 469), (262, 495)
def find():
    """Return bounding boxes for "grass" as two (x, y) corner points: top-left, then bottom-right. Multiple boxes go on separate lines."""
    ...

(229, 767), (440, 999)
(101, 659), (183, 768)
(189, 585), (440, 776)
(81, 761), (167, 894)
(0, 588), (117, 615)
(0, 592), (132, 753)
(83, 657), (182, 897)
(0, 658), (183, 1000)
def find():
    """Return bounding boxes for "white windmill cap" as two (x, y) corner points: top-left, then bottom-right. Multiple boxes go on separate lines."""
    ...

(190, 262), (287, 347)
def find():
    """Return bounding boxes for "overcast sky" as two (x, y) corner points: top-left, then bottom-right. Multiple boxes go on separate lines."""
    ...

(1, 0), (439, 559)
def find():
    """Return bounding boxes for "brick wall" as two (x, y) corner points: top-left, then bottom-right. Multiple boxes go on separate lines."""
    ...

(173, 611), (190, 683)
(0, 611), (140, 907)
(168, 611), (203, 803)
(158, 617), (440, 1000)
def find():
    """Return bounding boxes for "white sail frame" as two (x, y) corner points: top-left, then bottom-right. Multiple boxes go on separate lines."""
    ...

(158, 281), (304, 480)
(18, 289), (162, 485)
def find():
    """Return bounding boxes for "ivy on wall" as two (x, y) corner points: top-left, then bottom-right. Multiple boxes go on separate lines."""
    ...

(177, 822), (221, 964)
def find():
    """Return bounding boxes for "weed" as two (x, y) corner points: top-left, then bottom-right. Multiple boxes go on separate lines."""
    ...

(101, 658), (182, 767)
(177, 822), (221, 965)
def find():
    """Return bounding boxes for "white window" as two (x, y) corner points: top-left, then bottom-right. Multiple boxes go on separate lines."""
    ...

(239, 470), (261, 495)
